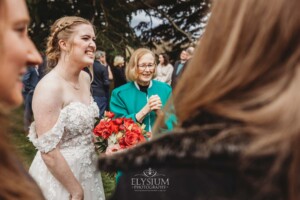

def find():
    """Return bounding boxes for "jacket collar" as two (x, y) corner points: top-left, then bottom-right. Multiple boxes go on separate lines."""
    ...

(134, 80), (153, 90)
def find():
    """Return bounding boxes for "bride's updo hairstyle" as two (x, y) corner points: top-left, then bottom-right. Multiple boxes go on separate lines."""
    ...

(46, 16), (93, 70)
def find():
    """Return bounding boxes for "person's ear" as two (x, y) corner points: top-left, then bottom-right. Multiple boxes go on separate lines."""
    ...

(58, 39), (68, 51)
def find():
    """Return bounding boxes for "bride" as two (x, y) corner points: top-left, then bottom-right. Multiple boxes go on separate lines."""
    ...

(28, 16), (105, 200)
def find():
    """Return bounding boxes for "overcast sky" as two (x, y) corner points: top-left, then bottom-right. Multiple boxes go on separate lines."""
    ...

(130, 11), (161, 29)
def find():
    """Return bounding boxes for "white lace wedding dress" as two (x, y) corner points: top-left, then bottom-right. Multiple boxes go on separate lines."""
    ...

(28, 100), (105, 200)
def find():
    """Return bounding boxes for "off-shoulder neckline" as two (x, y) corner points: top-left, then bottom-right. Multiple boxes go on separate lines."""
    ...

(61, 97), (95, 111)
(28, 97), (96, 139)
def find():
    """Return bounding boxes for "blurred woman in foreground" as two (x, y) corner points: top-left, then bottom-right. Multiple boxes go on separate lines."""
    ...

(0, 0), (44, 199)
(99, 0), (300, 199)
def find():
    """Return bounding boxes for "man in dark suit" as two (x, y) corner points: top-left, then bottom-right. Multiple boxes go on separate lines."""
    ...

(22, 65), (40, 132)
(91, 50), (110, 118)
(98, 50), (113, 110)
(171, 47), (195, 89)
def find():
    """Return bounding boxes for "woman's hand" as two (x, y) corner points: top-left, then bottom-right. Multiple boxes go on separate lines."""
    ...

(148, 95), (162, 111)
(70, 187), (84, 200)
(135, 95), (162, 123)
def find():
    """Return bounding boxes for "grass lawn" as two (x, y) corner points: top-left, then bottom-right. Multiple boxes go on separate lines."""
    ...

(9, 107), (116, 199)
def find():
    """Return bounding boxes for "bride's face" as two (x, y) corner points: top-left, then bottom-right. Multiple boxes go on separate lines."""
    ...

(66, 24), (96, 68)
(0, 0), (42, 107)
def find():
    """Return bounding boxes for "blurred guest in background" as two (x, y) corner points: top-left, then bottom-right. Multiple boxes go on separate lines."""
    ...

(154, 53), (173, 85)
(99, 50), (113, 110)
(171, 49), (188, 89)
(91, 50), (110, 118)
(23, 53), (47, 133)
(22, 64), (40, 133)
(111, 55), (127, 89)
(99, 51), (113, 81)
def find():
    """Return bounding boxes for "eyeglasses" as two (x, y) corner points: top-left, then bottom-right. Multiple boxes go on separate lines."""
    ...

(138, 63), (156, 70)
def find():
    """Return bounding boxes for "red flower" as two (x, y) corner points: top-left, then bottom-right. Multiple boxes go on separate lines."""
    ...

(105, 111), (115, 118)
(115, 118), (123, 125)
(123, 118), (135, 128)
(93, 112), (150, 153)
(93, 125), (102, 137)
(131, 124), (142, 135)
(109, 120), (119, 133)
(100, 129), (112, 139)
(119, 124), (125, 131)
(118, 137), (127, 149)
(93, 120), (112, 139)
(124, 130), (139, 146)
(138, 133), (146, 142)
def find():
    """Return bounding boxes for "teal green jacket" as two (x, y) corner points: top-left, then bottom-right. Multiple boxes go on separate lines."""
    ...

(110, 80), (175, 132)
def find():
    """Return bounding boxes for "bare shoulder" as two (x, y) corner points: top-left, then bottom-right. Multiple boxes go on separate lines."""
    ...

(32, 72), (64, 135)
(33, 72), (63, 106)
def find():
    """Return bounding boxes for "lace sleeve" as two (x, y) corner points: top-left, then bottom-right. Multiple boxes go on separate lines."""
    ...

(28, 111), (66, 153)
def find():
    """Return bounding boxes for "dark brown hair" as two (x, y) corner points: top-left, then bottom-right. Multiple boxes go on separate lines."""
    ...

(159, 53), (170, 66)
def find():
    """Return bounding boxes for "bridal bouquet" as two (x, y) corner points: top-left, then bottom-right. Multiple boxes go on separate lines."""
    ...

(93, 111), (151, 154)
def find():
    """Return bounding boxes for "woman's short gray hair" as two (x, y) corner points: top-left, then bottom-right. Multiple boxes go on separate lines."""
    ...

(95, 50), (105, 60)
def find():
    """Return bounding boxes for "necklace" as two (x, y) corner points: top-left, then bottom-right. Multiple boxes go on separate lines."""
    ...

(68, 82), (80, 90)
(55, 71), (81, 90)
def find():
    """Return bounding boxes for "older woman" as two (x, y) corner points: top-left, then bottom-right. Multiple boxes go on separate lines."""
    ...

(0, 0), (44, 199)
(110, 48), (175, 132)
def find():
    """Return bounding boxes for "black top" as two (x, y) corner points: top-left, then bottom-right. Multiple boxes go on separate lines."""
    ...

(111, 66), (127, 89)
(91, 60), (110, 97)
(137, 84), (149, 94)
(98, 111), (289, 200)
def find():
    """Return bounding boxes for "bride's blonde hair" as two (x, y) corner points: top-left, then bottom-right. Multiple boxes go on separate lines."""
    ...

(46, 16), (93, 70)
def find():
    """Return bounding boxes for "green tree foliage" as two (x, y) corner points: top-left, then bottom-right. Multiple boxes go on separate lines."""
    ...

(26, 0), (210, 62)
